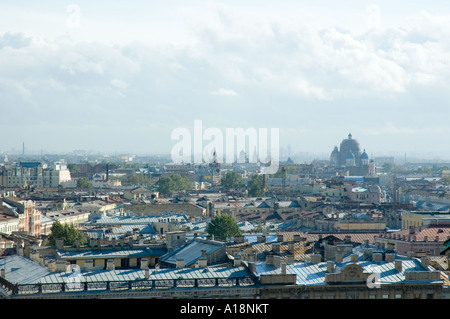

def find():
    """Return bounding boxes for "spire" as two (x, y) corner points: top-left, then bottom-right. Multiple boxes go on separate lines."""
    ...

(348, 132), (352, 139)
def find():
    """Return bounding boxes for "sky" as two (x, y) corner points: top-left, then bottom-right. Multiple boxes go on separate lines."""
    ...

(1, 1), (450, 161)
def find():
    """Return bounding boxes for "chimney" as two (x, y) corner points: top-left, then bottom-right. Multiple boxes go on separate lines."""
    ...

(266, 255), (274, 265)
(55, 260), (69, 272)
(395, 260), (402, 272)
(287, 255), (295, 263)
(277, 234), (284, 242)
(234, 255), (242, 267)
(0, 268), (5, 279)
(176, 258), (185, 269)
(140, 258), (148, 269)
(55, 238), (64, 250)
(106, 259), (115, 270)
(48, 260), (56, 272)
(281, 262), (287, 274)
(145, 268), (149, 279)
(372, 253), (383, 262)
(421, 257), (429, 269)
(350, 254), (358, 262)
(327, 261), (335, 273)
(257, 235), (266, 243)
(363, 248), (373, 261)
(272, 243), (281, 254)
(85, 259), (94, 271)
(363, 239), (369, 247)
(407, 251), (414, 259)
(310, 254), (321, 263)
(385, 253), (396, 262)
(335, 254), (343, 263)
(387, 242), (395, 251)
(273, 255), (281, 268)
(247, 262), (256, 274)
(30, 250), (40, 262)
(293, 234), (301, 242)
(288, 243), (295, 254)
(424, 236), (428, 242)
(344, 235), (351, 243)
(197, 256), (207, 268)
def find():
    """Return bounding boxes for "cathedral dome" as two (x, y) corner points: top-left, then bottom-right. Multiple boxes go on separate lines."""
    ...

(346, 151), (355, 159)
(339, 133), (361, 166)
(361, 149), (369, 160)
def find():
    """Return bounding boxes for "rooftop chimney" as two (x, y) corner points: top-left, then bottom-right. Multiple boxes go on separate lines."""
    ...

(281, 262), (287, 275)
(85, 259), (94, 271)
(372, 253), (383, 262)
(273, 255), (281, 268)
(176, 258), (185, 269)
(145, 268), (149, 279)
(310, 254), (322, 263)
(385, 253), (396, 262)
(350, 254), (358, 262)
(140, 258), (148, 269)
(106, 259), (115, 270)
(272, 243), (281, 254)
(327, 261), (335, 273)
(277, 234), (284, 242)
(421, 257), (429, 269)
(234, 255), (242, 267)
(395, 260), (402, 272)
(335, 254), (343, 263)
(363, 248), (373, 261)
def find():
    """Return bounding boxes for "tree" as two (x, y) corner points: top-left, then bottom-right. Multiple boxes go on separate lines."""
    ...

(77, 177), (93, 189)
(221, 172), (245, 189)
(206, 214), (241, 241)
(48, 220), (87, 246)
(67, 163), (81, 174)
(157, 174), (192, 196)
(247, 174), (266, 197)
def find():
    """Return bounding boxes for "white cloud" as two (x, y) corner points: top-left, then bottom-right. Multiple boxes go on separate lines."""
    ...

(210, 88), (238, 96)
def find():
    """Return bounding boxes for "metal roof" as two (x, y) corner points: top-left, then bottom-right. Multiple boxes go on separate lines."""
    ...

(1, 255), (249, 285)
(252, 258), (441, 286)
(159, 239), (225, 267)
(56, 247), (165, 260)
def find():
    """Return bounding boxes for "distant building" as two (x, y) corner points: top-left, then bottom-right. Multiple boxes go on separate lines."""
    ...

(329, 133), (372, 176)
(0, 161), (71, 188)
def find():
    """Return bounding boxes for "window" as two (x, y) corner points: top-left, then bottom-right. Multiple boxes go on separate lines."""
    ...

(382, 294), (389, 299)
(395, 294), (402, 299)
(369, 294), (376, 299)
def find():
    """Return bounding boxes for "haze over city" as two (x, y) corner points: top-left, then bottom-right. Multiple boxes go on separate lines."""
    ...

(1, 1), (450, 160)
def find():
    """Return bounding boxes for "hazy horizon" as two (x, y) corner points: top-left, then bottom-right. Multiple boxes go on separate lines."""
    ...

(1, 1), (450, 160)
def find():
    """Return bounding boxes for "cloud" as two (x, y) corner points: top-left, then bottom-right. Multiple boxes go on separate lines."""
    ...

(210, 88), (238, 96)
(1, 3), (450, 156)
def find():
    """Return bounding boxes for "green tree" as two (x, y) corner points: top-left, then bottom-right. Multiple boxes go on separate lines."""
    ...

(76, 177), (93, 189)
(206, 214), (241, 241)
(221, 172), (245, 189)
(48, 220), (87, 246)
(67, 163), (81, 174)
(157, 174), (192, 196)
(247, 174), (266, 197)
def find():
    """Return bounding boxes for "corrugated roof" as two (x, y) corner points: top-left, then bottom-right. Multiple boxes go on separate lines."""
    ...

(253, 258), (441, 286)
(159, 239), (225, 267)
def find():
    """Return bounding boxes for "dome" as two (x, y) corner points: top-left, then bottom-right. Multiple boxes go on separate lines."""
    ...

(346, 151), (355, 159)
(361, 149), (369, 159)
(339, 133), (361, 166)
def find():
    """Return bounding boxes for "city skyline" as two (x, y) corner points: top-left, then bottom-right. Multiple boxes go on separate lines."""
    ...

(1, 1), (450, 159)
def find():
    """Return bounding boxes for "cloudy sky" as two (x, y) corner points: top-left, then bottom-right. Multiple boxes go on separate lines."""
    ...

(1, 1), (450, 161)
